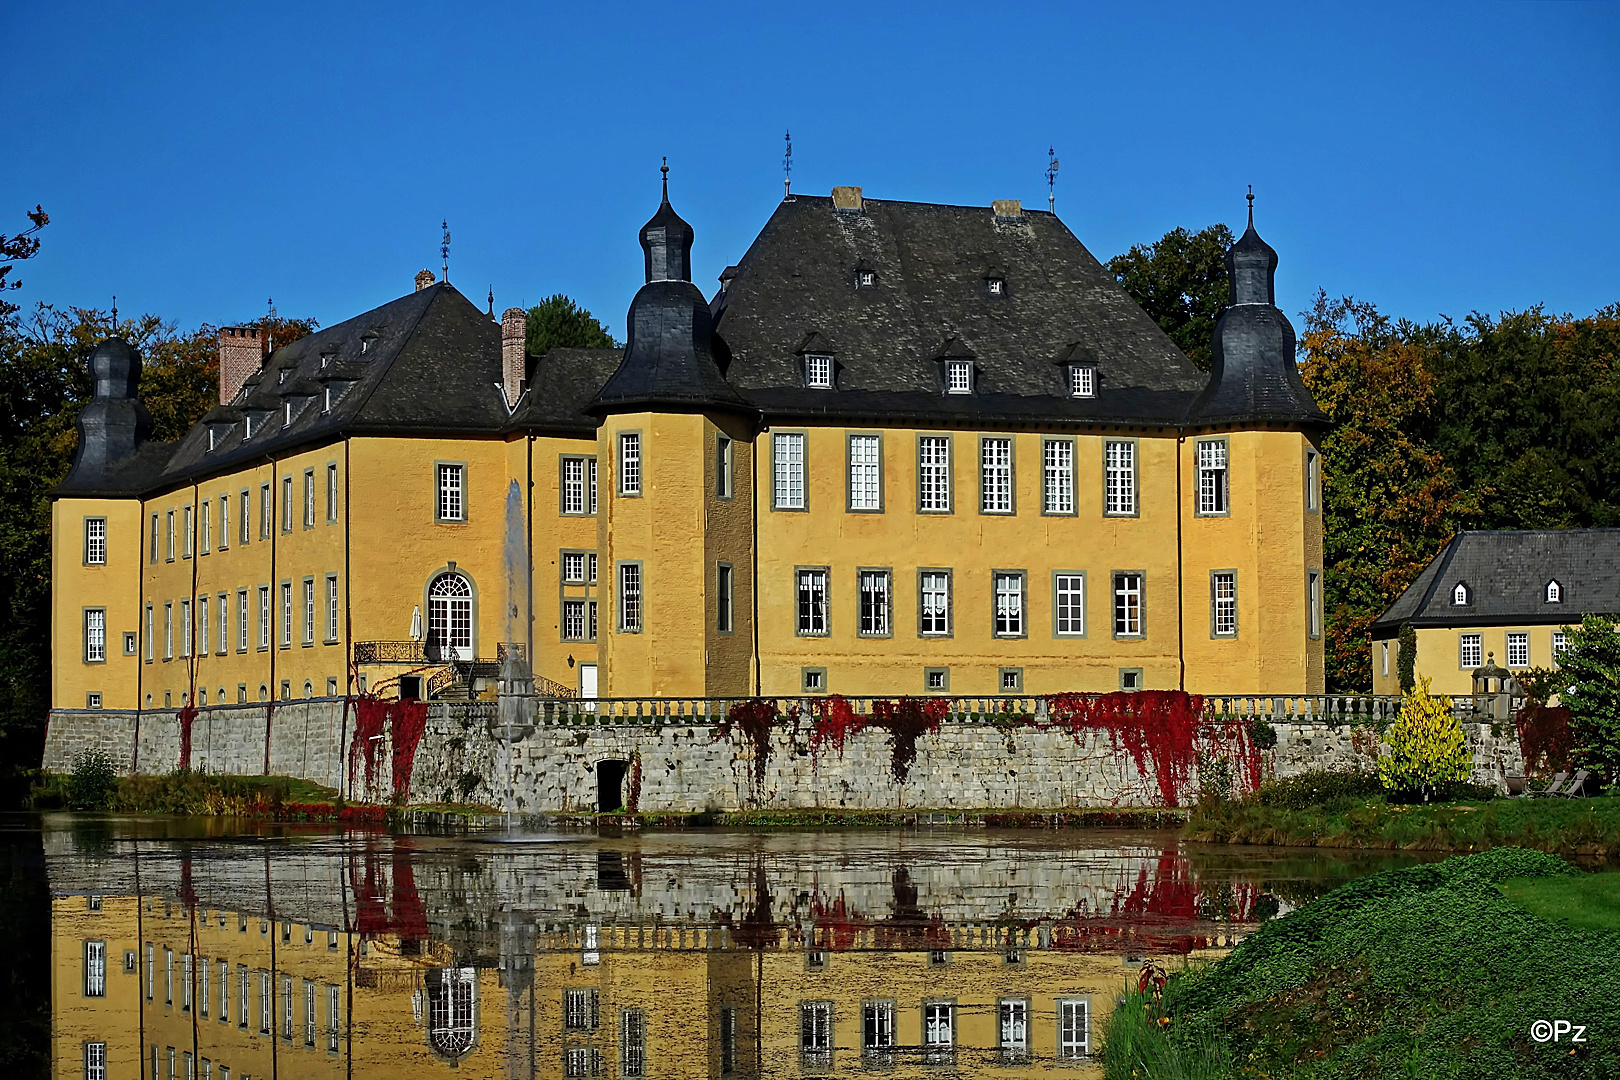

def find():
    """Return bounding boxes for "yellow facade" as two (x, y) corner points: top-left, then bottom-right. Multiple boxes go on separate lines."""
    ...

(1371, 624), (1570, 697)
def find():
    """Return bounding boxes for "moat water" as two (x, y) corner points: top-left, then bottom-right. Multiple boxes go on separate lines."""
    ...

(2, 814), (1440, 1077)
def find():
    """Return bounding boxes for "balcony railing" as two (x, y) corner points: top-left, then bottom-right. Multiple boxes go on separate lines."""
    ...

(353, 641), (528, 664)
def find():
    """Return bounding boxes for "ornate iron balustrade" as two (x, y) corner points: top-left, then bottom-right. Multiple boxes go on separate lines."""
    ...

(354, 641), (528, 664)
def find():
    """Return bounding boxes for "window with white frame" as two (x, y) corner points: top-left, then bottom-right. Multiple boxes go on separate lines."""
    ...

(145, 605), (154, 662)
(180, 600), (192, 657)
(862, 1001), (895, 1056)
(281, 974), (294, 1039)
(1306, 448), (1321, 511)
(1043, 439), (1074, 514)
(183, 955), (193, 1011)
(303, 471), (315, 527)
(1452, 582), (1469, 605)
(327, 984), (340, 1051)
(564, 988), (599, 1031)
(1054, 574), (1084, 635)
(773, 432), (805, 509)
(219, 961), (229, 1024)
(164, 603), (173, 659)
(858, 570), (891, 636)
(1069, 364), (1096, 397)
(716, 436), (733, 498)
(304, 980), (317, 1046)
(199, 597), (209, 656)
(848, 435), (880, 510)
(327, 463), (338, 521)
(437, 464), (465, 521)
(998, 999), (1028, 1060)
(1114, 573), (1143, 637)
(259, 970), (271, 1033)
(993, 572), (1024, 636)
(562, 1048), (600, 1078)
(149, 513), (158, 563)
(84, 1042), (106, 1080)
(258, 586), (270, 649)
(1105, 441), (1136, 515)
(1308, 570), (1322, 638)
(980, 438), (1012, 513)
(920, 571), (951, 636)
(302, 580), (316, 644)
(804, 353), (832, 388)
(281, 476), (293, 531)
(563, 552), (586, 583)
(918, 436), (951, 511)
(799, 1001), (832, 1064)
(1058, 998), (1090, 1058)
(259, 483), (271, 538)
(1553, 631), (1568, 661)
(1382, 640), (1390, 677)
(1546, 580), (1562, 603)
(588, 553), (598, 584)
(199, 956), (209, 1017)
(1507, 632), (1529, 667)
(562, 600), (586, 641)
(618, 433), (641, 496)
(618, 563), (642, 633)
(238, 966), (249, 1028)
(797, 569), (828, 636)
(923, 1002), (954, 1055)
(620, 1008), (647, 1077)
(280, 583), (293, 647)
(587, 458), (598, 513)
(166, 510), (176, 560)
(1460, 633), (1483, 668)
(84, 517), (107, 565)
(201, 501), (211, 553)
(326, 576), (339, 641)
(1212, 572), (1237, 636)
(218, 495), (229, 549)
(85, 609), (106, 663)
(1197, 439), (1228, 514)
(237, 591), (248, 652)
(562, 457), (586, 514)
(84, 940), (106, 996)
(164, 948), (174, 1004)
(183, 505), (194, 556)
(945, 360), (972, 394)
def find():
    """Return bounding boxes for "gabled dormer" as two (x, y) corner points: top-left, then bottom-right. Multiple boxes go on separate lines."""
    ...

(1053, 343), (1099, 398)
(1451, 581), (1472, 606)
(795, 332), (836, 389)
(934, 337), (977, 395)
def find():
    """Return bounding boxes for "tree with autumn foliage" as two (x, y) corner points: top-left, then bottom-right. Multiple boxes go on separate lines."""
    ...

(1107, 223), (1233, 371)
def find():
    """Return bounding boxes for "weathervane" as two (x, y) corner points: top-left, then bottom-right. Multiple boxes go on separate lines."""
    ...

(784, 130), (793, 201)
(110, 295), (117, 333)
(1046, 147), (1060, 214)
(487, 286), (494, 317)
(1247, 185), (1255, 227)
(660, 157), (669, 200)
(441, 220), (451, 283)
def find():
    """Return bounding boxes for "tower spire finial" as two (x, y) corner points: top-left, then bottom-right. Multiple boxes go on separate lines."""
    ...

(660, 157), (669, 202)
(783, 130), (793, 201)
(1246, 185), (1254, 228)
(487, 286), (494, 318)
(1046, 147), (1060, 214)
(441, 220), (451, 283)
(111, 295), (117, 333)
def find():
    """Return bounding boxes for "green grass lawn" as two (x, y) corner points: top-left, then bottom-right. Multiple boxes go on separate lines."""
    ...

(1502, 871), (1620, 933)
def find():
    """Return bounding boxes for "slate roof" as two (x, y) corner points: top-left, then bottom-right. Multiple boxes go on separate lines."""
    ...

(513, 347), (626, 432)
(710, 195), (1208, 422)
(1371, 529), (1620, 636)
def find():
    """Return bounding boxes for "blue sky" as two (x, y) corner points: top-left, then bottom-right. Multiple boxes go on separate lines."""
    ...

(6, 1), (1617, 339)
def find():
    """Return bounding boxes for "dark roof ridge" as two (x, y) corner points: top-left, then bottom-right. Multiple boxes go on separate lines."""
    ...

(785, 192), (1059, 217)
(1412, 534), (1464, 618)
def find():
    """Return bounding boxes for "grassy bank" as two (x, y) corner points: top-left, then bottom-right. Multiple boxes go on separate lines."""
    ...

(1104, 848), (1619, 1080)
(1185, 793), (1620, 857)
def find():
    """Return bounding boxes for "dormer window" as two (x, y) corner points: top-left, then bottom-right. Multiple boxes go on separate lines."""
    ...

(277, 369), (290, 385)
(1546, 580), (1563, 603)
(986, 276), (1006, 297)
(946, 360), (973, 395)
(858, 270), (876, 288)
(284, 401), (292, 426)
(1068, 364), (1096, 398)
(244, 416), (254, 438)
(804, 354), (833, 389)
(323, 387), (332, 413)
(360, 332), (378, 355)
(1452, 582), (1470, 606)
(207, 429), (216, 452)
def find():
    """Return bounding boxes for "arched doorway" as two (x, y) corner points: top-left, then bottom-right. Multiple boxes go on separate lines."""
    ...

(596, 759), (628, 813)
(427, 572), (473, 661)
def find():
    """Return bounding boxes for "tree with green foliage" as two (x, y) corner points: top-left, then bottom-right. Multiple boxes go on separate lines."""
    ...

(1107, 223), (1232, 371)
(1558, 614), (1620, 784)
(524, 294), (616, 357)
(1397, 623), (1417, 692)
(1380, 676), (1470, 801)
(0, 205), (48, 318)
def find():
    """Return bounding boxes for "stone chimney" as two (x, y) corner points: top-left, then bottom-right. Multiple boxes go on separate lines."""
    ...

(415, 269), (436, 292)
(217, 326), (263, 405)
(501, 307), (527, 408)
(993, 199), (1022, 221)
(832, 185), (863, 212)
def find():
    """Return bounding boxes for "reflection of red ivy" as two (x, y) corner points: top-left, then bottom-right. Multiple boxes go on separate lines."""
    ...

(626, 753), (642, 813)
(347, 843), (428, 942)
(348, 696), (430, 803)
(177, 702), (199, 771)
(1515, 704), (1573, 774)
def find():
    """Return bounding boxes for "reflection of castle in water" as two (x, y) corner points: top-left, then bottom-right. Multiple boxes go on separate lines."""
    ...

(50, 829), (1268, 1079)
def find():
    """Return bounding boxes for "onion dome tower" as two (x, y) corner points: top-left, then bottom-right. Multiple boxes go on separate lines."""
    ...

(1184, 193), (1327, 428)
(63, 337), (155, 488)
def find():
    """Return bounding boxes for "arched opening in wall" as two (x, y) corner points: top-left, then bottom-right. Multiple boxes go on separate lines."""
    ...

(596, 760), (628, 813)
(425, 967), (477, 1060)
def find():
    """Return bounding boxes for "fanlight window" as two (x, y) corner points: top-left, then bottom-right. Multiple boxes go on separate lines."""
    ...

(1545, 580), (1562, 603)
(427, 573), (473, 661)
(426, 967), (476, 1058)
(1452, 583), (1469, 606)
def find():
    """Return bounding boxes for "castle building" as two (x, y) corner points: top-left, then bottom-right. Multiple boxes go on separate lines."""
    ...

(51, 180), (1326, 715)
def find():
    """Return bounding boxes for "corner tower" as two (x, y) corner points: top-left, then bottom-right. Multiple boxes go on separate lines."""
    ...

(590, 168), (757, 697)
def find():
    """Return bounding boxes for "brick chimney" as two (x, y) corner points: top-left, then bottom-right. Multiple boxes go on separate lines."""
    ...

(831, 185), (863, 212)
(415, 269), (436, 292)
(501, 307), (527, 408)
(217, 326), (263, 405)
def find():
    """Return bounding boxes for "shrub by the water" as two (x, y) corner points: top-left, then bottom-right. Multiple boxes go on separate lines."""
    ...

(66, 750), (118, 810)
(1380, 676), (1471, 801)
(1253, 768), (1384, 810)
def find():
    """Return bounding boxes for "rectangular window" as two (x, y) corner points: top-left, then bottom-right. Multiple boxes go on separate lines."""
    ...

(772, 432), (805, 509)
(1382, 640), (1390, 677)
(150, 513), (159, 563)
(219, 961), (230, 1024)
(998, 999), (1028, 1059)
(563, 1049), (600, 1078)
(237, 591), (249, 652)
(588, 553), (598, 584)
(198, 597), (209, 656)
(1553, 631), (1569, 662)
(717, 435), (733, 498)
(183, 1053), (193, 1080)
(588, 600), (598, 641)
(805, 353), (832, 388)
(166, 510), (176, 560)
(562, 457), (586, 514)
(260, 483), (271, 539)
(1460, 633), (1483, 669)
(618, 433), (641, 496)
(199, 954), (209, 1017)
(1197, 439), (1228, 514)
(848, 434), (881, 510)
(1114, 573), (1143, 637)
(164, 603), (174, 659)
(945, 360), (972, 393)
(620, 1008), (646, 1077)
(1306, 447), (1321, 511)
(281, 476), (293, 532)
(259, 970), (271, 1033)
(1054, 574), (1085, 636)
(717, 564), (734, 633)
(720, 1007), (737, 1076)
(796, 569), (829, 636)
(200, 501), (211, 554)
(183, 505), (193, 557)
(923, 1001), (954, 1053)
(85, 609), (106, 663)
(84, 517), (107, 565)
(1043, 439), (1074, 514)
(281, 583), (293, 647)
(183, 954), (193, 1011)
(84, 940), (106, 996)
(562, 600), (586, 641)
(618, 563), (642, 633)
(980, 437), (1012, 513)
(180, 600), (191, 658)
(1507, 632), (1529, 667)
(303, 470), (315, 527)
(1058, 998), (1090, 1058)
(1105, 440), (1136, 515)
(799, 1001), (832, 1064)
(326, 463), (338, 522)
(281, 975), (293, 1040)
(304, 980), (316, 1046)
(993, 572), (1025, 636)
(165, 948), (173, 1004)
(218, 496), (228, 550)
(563, 552), (586, 583)
(84, 1042), (106, 1080)
(862, 1001), (895, 1057)
(326, 576), (339, 641)
(588, 458), (598, 513)
(146, 944), (154, 1000)
(858, 570), (891, 636)
(1212, 572), (1237, 637)
(238, 491), (248, 545)
(327, 984), (340, 1052)
(1069, 364), (1095, 397)
(437, 463), (465, 521)
(918, 436), (951, 512)
(1308, 569), (1322, 638)
(920, 571), (951, 636)
(302, 579), (315, 644)
(564, 988), (599, 1031)
(145, 604), (154, 662)
(239, 966), (249, 1028)
(258, 587), (271, 650)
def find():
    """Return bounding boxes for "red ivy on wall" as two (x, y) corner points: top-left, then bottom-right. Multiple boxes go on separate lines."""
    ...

(177, 702), (199, 771)
(347, 696), (430, 803)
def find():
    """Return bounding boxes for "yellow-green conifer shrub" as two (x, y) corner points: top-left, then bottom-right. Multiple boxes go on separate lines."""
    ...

(1379, 676), (1470, 801)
